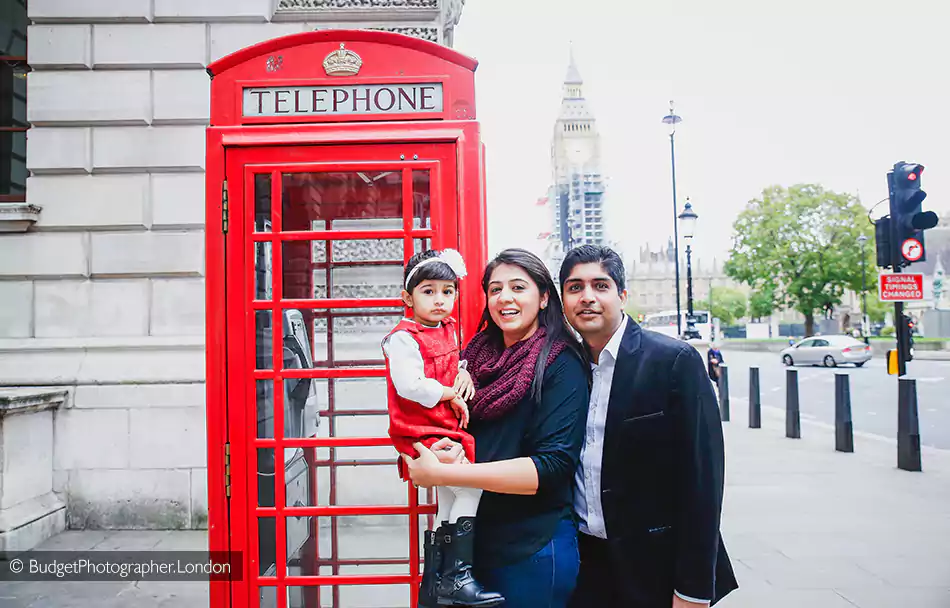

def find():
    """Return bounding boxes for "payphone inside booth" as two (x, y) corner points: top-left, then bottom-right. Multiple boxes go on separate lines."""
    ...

(205, 30), (487, 608)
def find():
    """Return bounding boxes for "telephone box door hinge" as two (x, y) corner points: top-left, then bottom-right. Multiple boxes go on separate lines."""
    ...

(222, 180), (229, 234)
(224, 442), (231, 498)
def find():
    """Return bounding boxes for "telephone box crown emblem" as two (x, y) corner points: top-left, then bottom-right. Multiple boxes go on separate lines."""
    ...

(323, 43), (362, 76)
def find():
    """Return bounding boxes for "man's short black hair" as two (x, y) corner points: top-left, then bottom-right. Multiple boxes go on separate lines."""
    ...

(559, 245), (626, 293)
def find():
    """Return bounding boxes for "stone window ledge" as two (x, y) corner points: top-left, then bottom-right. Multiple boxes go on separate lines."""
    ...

(0, 203), (41, 233)
(0, 388), (68, 418)
(0, 335), (205, 353)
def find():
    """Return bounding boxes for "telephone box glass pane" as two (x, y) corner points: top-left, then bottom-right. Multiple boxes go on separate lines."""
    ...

(254, 241), (273, 301)
(283, 239), (407, 302)
(283, 445), (400, 508)
(258, 517), (277, 577)
(254, 173), (272, 233)
(257, 448), (275, 507)
(312, 307), (403, 368)
(258, 378), (320, 440)
(309, 238), (404, 300)
(258, 586), (277, 608)
(280, 171), (431, 231)
(284, 447), (432, 509)
(286, 514), (412, 568)
(265, 305), (402, 369)
(256, 379), (274, 439)
(255, 310), (273, 370)
(412, 170), (431, 230)
(414, 238), (431, 255)
(284, 377), (385, 438)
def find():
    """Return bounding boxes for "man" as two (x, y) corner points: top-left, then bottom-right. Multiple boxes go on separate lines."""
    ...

(707, 343), (725, 384)
(560, 245), (737, 607)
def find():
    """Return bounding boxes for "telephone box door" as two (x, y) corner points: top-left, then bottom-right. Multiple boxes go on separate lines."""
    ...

(225, 142), (459, 608)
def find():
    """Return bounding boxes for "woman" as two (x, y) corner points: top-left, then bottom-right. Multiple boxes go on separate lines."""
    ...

(404, 248), (590, 608)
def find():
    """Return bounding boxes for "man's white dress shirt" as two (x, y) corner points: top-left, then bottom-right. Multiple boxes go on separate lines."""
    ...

(573, 315), (709, 605)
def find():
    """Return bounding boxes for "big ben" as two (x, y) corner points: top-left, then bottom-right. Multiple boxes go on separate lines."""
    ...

(550, 49), (606, 254)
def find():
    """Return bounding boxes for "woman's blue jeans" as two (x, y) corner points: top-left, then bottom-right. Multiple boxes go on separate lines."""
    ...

(475, 518), (579, 608)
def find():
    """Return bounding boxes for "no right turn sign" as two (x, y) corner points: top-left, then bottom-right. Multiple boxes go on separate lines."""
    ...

(901, 238), (923, 262)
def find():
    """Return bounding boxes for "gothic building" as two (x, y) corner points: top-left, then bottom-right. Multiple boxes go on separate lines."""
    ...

(542, 50), (606, 274)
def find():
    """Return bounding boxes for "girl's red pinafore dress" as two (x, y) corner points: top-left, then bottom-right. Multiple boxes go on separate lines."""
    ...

(383, 317), (476, 479)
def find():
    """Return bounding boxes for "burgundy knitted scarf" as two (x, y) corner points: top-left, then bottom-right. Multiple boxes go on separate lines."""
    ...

(464, 327), (568, 421)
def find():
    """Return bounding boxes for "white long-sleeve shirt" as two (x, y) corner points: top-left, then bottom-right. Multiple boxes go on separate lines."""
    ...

(381, 322), (465, 408)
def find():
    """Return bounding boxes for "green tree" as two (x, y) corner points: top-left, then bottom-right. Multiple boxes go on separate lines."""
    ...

(748, 284), (776, 321)
(710, 286), (747, 326)
(724, 184), (874, 336)
(862, 295), (890, 324)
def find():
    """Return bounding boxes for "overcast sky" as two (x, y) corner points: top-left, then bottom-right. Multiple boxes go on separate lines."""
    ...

(453, 0), (950, 266)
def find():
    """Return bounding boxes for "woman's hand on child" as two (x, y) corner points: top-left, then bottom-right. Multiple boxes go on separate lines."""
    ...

(430, 438), (464, 464)
(403, 442), (444, 488)
(453, 369), (476, 402)
(450, 396), (470, 429)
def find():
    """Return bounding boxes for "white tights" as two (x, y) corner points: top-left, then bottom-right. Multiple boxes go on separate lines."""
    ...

(435, 485), (482, 525)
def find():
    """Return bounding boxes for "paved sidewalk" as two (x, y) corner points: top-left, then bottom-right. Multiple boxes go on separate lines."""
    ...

(0, 529), (209, 607)
(718, 402), (950, 607)
(2, 404), (949, 607)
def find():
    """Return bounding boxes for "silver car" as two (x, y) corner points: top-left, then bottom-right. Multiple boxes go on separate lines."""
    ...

(781, 335), (872, 368)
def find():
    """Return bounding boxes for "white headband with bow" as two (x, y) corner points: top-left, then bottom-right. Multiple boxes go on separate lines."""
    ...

(405, 249), (468, 290)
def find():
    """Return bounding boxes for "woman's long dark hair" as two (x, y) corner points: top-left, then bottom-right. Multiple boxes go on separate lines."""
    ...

(476, 248), (589, 402)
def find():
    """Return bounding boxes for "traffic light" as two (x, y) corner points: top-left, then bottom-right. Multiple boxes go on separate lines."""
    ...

(874, 216), (891, 267)
(889, 162), (938, 267)
(898, 313), (914, 363)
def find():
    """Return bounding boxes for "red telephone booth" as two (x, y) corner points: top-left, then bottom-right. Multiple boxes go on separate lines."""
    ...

(204, 30), (487, 608)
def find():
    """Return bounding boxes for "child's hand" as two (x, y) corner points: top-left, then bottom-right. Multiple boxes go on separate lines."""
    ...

(453, 369), (475, 402)
(450, 396), (470, 429)
(431, 438), (464, 464)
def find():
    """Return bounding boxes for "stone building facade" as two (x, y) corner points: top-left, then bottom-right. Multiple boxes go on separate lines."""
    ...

(626, 241), (737, 316)
(0, 0), (467, 550)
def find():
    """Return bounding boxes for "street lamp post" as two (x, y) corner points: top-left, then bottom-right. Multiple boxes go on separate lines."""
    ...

(858, 235), (869, 344)
(679, 198), (700, 340)
(662, 101), (683, 337)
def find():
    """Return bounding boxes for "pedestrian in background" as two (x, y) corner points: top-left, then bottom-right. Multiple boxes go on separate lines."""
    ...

(707, 343), (724, 384)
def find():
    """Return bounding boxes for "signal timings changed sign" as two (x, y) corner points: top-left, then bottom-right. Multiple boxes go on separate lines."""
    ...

(879, 273), (924, 301)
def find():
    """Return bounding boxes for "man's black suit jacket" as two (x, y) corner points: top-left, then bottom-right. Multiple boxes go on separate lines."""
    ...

(591, 318), (737, 604)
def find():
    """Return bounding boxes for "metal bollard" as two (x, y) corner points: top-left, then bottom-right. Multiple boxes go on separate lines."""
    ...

(897, 378), (922, 471)
(834, 374), (854, 453)
(786, 369), (800, 439)
(718, 364), (730, 422)
(749, 367), (761, 429)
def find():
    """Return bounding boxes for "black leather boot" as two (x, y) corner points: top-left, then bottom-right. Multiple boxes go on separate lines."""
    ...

(418, 528), (444, 607)
(436, 517), (504, 607)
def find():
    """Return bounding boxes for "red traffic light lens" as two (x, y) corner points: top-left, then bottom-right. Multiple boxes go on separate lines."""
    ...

(908, 173), (917, 180)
